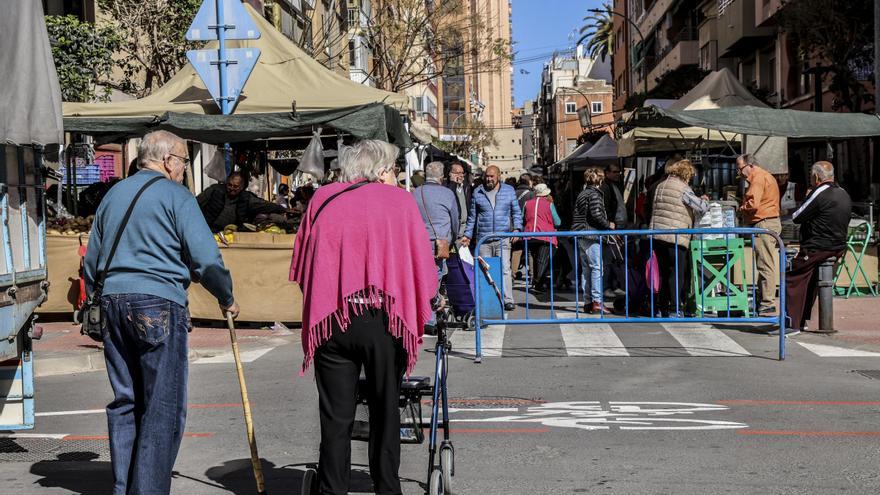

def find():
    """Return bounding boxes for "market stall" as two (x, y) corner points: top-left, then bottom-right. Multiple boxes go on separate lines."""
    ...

(41, 233), (302, 322)
(627, 102), (880, 294)
(42, 3), (412, 322)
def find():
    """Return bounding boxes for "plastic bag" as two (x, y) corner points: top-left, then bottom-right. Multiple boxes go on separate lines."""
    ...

(458, 245), (474, 266)
(297, 128), (325, 181)
(645, 251), (660, 293)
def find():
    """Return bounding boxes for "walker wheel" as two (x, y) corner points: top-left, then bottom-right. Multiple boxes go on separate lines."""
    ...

(440, 444), (454, 494)
(301, 467), (318, 495)
(428, 468), (443, 495)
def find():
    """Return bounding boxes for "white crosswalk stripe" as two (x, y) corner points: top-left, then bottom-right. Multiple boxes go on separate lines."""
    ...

(560, 322), (629, 357)
(554, 312), (629, 356)
(450, 325), (506, 357)
(661, 323), (752, 357)
(797, 342), (880, 357)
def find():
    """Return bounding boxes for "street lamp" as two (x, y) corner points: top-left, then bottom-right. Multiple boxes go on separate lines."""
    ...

(586, 7), (649, 96)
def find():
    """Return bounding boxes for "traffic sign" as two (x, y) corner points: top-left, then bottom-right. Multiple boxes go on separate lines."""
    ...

(186, 0), (261, 41)
(187, 48), (260, 112)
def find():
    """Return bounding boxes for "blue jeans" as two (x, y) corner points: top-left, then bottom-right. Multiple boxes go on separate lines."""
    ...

(101, 293), (190, 495)
(577, 241), (603, 303)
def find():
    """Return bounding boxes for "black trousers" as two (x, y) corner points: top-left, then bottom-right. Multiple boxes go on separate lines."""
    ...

(314, 306), (407, 495)
(654, 240), (690, 314)
(785, 249), (841, 330)
(530, 240), (556, 288)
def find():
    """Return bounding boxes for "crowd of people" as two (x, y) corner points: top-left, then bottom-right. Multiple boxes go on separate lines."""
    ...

(85, 129), (853, 494)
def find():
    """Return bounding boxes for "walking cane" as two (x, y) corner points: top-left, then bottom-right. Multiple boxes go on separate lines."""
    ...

(226, 311), (267, 495)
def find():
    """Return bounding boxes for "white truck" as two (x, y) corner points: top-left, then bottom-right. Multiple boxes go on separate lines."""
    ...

(0, 0), (65, 429)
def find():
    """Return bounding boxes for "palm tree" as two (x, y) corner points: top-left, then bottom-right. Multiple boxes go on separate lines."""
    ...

(578, 2), (614, 62)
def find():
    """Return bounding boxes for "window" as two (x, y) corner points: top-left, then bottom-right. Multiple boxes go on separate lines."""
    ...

(565, 102), (577, 114)
(591, 101), (603, 114)
(566, 139), (578, 155)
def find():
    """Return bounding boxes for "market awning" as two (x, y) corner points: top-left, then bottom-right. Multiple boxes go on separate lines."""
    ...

(1, 0), (63, 146)
(568, 134), (618, 170)
(63, 103), (412, 148)
(62, 3), (408, 118)
(629, 105), (880, 139)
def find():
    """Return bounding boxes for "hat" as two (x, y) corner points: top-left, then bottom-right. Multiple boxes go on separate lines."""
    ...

(534, 184), (551, 197)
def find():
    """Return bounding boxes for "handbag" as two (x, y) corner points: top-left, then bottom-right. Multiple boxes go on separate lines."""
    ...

(79, 176), (164, 341)
(420, 186), (450, 259)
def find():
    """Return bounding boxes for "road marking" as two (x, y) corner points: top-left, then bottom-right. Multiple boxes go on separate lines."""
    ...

(35, 403), (242, 417)
(559, 322), (629, 357)
(450, 401), (748, 431)
(450, 325), (505, 357)
(797, 342), (880, 357)
(62, 432), (214, 441)
(36, 408), (105, 417)
(194, 347), (275, 364)
(738, 430), (880, 437)
(720, 400), (880, 406)
(0, 433), (68, 440)
(661, 323), (751, 357)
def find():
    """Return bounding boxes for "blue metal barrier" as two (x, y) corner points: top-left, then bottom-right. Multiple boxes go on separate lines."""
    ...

(473, 228), (787, 363)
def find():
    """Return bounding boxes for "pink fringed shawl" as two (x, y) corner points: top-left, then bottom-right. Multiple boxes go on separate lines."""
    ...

(290, 181), (439, 375)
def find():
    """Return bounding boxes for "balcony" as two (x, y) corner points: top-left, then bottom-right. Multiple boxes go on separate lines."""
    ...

(637, 29), (700, 92)
(717, 0), (775, 57)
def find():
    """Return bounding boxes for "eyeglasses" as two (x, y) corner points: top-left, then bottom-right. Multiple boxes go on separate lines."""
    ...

(167, 153), (191, 166)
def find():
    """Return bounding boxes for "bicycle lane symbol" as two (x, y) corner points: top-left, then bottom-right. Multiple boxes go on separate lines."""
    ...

(448, 402), (748, 431)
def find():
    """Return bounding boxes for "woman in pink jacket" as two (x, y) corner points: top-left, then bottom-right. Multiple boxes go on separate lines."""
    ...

(523, 183), (562, 293)
(290, 140), (438, 495)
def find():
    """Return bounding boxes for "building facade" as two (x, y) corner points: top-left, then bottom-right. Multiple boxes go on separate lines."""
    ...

(611, 0), (875, 114)
(535, 47), (614, 165)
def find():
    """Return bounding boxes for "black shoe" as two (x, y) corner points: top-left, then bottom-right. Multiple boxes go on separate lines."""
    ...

(529, 286), (545, 295)
(757, 305), (777, 316)
(504, 302), (516, 311)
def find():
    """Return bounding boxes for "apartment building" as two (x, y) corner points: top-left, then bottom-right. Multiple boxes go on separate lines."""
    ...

(612, 0), (875, 114)
(535, 48), (614, 165)
(267, 0), (350, 76)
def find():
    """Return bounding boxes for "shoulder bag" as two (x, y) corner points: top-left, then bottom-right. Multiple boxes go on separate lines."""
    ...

(80, 176), (164, 341)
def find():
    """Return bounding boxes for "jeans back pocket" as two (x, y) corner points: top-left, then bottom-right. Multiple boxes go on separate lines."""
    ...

(127, 298), (172, 346)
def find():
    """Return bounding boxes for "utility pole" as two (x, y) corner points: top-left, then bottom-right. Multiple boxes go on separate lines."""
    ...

(875, 0), (880, 111)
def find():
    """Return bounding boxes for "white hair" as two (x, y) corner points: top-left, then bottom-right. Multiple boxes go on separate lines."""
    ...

(137, 130), (183, 169)
(339, 139), (400, 182)
(812, 161), (835, 182)
(425, 161), (444, 182)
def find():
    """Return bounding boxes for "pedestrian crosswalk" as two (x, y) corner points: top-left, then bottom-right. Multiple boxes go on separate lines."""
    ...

(445, 319), (879, 359)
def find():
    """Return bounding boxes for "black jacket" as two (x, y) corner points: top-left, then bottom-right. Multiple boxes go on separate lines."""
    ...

(446, 181), (472, 228)
(515, 184), (535, 211)
(792, 182), (851, 253)
(572, 186), (611, 238)
(599, 181), (620, 223)
(197, 183), (287, 232)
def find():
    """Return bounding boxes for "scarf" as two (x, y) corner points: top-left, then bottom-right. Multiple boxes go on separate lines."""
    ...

(290, 181), (439, 375)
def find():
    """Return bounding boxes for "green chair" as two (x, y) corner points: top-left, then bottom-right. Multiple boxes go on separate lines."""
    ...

(690, 236), (750, 317)
(833, 220), (877, 298)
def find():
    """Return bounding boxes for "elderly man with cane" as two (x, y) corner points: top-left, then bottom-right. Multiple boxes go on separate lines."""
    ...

(85, 130), (240, 494)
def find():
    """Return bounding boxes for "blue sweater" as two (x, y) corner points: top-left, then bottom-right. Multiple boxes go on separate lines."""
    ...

(464, 183), (523, 243)
(85, 170), (234, 308)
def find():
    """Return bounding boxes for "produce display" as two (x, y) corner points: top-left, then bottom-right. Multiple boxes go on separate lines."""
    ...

(47, 215), (93, 235)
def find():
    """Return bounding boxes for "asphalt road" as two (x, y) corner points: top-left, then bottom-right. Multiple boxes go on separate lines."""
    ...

(3, 291), (880, 494)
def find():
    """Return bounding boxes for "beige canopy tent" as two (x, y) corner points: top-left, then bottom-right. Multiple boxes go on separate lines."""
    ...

(64, 3), (407, 118)
(618, 68), (767, 156)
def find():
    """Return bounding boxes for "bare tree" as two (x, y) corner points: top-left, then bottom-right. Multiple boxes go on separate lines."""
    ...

(435, 115), (497, 159)
(362, 0), (512, 93)
(97, 0), (200, 97)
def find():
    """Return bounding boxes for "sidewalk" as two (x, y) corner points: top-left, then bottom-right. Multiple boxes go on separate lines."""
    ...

(32, 320), (300, 377)
(818, 296), (880, 347)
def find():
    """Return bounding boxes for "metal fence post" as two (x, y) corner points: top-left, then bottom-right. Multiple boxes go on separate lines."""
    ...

(817, 257), (837, 333)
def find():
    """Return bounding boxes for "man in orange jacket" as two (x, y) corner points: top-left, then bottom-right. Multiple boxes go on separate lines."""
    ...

(737, 154), (782, 315)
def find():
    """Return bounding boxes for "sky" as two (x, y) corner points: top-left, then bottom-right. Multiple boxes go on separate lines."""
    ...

(511, 0), (605, 108)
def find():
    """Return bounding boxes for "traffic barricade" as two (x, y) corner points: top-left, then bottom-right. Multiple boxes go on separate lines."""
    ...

(473, 228), (788, 362)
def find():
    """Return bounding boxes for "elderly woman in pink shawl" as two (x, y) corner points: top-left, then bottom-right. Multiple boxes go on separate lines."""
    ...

(290, 139), (438, 495)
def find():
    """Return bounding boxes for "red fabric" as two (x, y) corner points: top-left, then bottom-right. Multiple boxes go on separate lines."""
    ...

(523, 197), (557, 245)
(290, 181), (438, 375)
